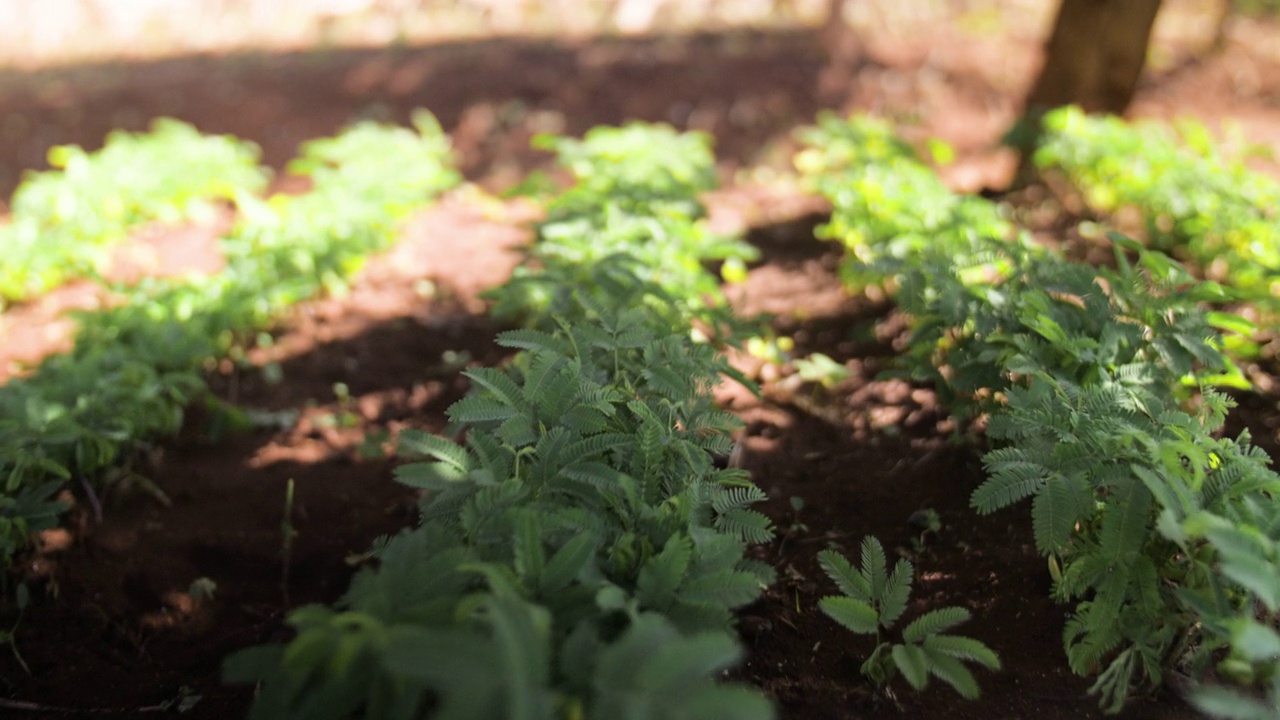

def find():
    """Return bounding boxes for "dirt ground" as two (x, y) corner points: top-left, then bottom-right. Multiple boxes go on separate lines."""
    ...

(2, 9), (1280, 719)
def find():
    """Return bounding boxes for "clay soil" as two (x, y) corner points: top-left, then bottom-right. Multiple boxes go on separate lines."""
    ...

(2, 10), (1280, 720)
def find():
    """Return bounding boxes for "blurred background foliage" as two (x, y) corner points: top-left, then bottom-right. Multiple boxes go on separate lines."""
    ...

(0, 0), (1263, 70)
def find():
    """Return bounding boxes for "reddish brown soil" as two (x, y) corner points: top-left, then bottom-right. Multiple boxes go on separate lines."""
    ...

(3, 14), (1280, 720)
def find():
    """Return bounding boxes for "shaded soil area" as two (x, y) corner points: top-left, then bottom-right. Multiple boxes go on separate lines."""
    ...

(4, 12), (1280, 720)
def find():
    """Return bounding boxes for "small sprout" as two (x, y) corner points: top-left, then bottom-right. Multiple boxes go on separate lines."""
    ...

(745, 335), (794, 365)
(188, 577), (217, 604)
(908, 508), (942, 552)
(357, 430), (391, 460)
(333, 382), (351, 405)
(261, 361), (284, 385)
(907, 508), (941, 534)
(794, 352), (851, 389)
(440, 350), (471, 369)
(413, 279), (437, 299)
(819, 536), (999, 700)
(721, 256), (749, 284)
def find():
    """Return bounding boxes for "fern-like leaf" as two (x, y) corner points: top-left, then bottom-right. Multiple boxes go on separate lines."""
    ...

(483, 594), (554, 716)
(448, 395), (519, 423)
(537, 532), (597, 595)
(520, 351), (574, 407)
(463, 367), (531, 415)
(861, 536), (890, 600)
(972, 455), (1048, 513)
(1031, 475), (1087, 555)
(1064, 605), (1122, 676)
(880, 558), (914, 628)
(892, 644), (929, 690)
(709, 485), (766, 514)
(395, 461), (469, 490)
(559, 462), (639, 513)
(680, 569), (762, 609)
(817, 549), (872, 603)
(562, 433), (634, 464)
(468, 431), (515, 486)
(923, 634), (1001, 670)
(902, 607), (971, 643)
(496, 328), (571, 355)
(713, 508), (774, 545)
(398, 429), (473, 472)
(819, 596), (879, 635)
(1098, 479), (1153, 567)
(513, 511), (545, 582)
(643, 364), (692, 399)
(497, 415), (538, 447)
(636, 535), (693, 610)
(923, 651), (981, 700)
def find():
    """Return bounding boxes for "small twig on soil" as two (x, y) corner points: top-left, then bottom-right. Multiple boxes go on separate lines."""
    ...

(76, 474), (103, 523)
(0, 697), (176, 714)
(281, 478), (297, 608)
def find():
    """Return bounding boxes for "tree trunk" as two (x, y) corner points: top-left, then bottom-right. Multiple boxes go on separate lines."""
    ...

(817, 0), (858, 103)
(1008, 0), (1163, 185)
(1211, 0), (1233, 53)
(1025, 0), (1163, 116)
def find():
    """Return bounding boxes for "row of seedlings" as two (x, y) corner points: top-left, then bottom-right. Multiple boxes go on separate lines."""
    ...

(797, 112), (1280, 717)
(0, 112), (460, 568)
(225, 123), (781, 719)
(0, 119), (268, 305)
(1034, 105), (1280, 315)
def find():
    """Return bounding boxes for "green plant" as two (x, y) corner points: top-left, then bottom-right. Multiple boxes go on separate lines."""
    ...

(226, 283), (777, 717)
(0, 111), (460, 569)
(0, 118), (268, 305)
(224, 123), (775, 713)
(792, 353), (850, 389)
(976, 377), (1242, 709)
(818, 536), (1000, 699)
(907, 509), (941, 552)
(488, 122), (758, 340)
(795, 112), (1019, 293)
(798, 112), (1277, 713)
(1034, 106), (1280, 316)
(1143, 419), (1280, 719)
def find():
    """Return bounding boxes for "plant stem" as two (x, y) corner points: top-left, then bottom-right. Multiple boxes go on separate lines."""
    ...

(281, 478), (296, 608)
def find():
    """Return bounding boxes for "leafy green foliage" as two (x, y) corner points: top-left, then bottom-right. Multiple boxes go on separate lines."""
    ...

(230, 296), (776, 717)
(975, 372), (1280, 711)
(800, 112), (1279, 713)
(818, 537), (999, 699)
(1035, 106), (1280, 311)
(0, 119), (268, 304)
(0, 113), (459, 568)
(227, 132), (776, 716)
(795, 112), (1017, 292)
(1152, 456), (1280, 719)
(487, 122), (758, 340)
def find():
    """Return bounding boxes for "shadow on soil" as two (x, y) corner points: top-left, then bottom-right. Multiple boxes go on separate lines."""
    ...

(0, 300), (509, 717)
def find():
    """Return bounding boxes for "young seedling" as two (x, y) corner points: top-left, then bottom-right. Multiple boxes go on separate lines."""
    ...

(776, 496), (809, 558)
(1, 584), (31, 675)
(907, 508), (941, 553)
(818, 536), (1000, 700)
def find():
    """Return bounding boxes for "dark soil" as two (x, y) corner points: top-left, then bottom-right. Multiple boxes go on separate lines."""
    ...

(3, 13), (1280, 720)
